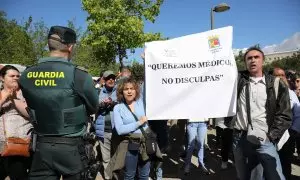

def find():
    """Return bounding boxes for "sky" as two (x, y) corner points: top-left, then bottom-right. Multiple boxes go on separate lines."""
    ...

(1, 0), (300, 62)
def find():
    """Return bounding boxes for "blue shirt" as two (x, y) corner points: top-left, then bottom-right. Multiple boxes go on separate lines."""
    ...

(289, 89), (300, 133)
(99, 86), (117, 105)
(95, 86), (117, 136)
(113, 97), (148, 135)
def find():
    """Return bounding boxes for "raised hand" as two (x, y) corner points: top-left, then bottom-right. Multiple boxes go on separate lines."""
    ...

(138, 116), (148, 126)
(0, 89), (12, 102)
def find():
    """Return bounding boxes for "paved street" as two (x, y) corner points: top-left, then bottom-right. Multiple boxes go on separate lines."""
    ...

(96, 128), (300, 180)
(5, 127), (298, 180)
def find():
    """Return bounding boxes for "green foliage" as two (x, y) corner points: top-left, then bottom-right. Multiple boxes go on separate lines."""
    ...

(81, 0), (164, 66)
(235, 50), (246, 71)
(235, 49), (300, 73)
(268, 51), (300, 72)
(0, 11), (36, 65)
(66, 17), (121, 76)
(0, 11), (117, 76)
(25, 16), (49, 60)
(0, 4), (164, 77)
(67, 18), (83, 39)
(72, 43), (120, 76)
(131, 60), (144, 82)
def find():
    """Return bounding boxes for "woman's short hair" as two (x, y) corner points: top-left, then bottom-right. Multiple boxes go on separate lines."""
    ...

(0, 65), (20, 78)
(116, 78), (140, 102)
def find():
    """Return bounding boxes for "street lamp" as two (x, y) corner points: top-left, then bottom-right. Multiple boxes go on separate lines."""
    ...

(210, 3), (230, 30)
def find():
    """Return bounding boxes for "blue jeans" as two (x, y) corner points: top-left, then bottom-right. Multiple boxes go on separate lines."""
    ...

(124, 150), (150, 180)
(232, 130), (285, 180)
(155, 167), (163, 180)
(185, 122), (207, 169)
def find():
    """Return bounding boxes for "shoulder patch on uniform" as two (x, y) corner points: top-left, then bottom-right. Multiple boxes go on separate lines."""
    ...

(76, 66), (88, 72)
(25, 64), (37, 70)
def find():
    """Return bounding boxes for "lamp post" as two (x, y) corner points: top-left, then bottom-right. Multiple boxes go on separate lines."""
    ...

(210, 3), (230, 30)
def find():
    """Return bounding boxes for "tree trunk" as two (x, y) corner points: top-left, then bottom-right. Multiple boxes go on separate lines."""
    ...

(118, 44), (125, 68)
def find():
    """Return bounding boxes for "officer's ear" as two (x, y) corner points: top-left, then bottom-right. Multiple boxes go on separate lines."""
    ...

(67, 44), (74, 53)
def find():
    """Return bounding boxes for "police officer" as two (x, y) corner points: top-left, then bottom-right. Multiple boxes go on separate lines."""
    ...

(19, 26), (99, 179)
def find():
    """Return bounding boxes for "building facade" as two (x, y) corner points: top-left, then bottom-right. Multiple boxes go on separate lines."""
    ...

(264, 49), (299, 64)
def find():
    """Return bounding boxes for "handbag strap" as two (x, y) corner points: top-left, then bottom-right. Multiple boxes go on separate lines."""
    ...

(1, 113), (7, 140)
(124, 102), (148, 139)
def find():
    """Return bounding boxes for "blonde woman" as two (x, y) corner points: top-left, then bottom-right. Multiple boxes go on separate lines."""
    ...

(113, 78), (149, 180)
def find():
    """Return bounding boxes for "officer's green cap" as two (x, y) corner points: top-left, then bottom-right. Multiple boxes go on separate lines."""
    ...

(48, 26), (76, 44)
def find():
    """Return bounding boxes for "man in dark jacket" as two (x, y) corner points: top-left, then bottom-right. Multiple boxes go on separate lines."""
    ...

(226, 47), (291, 180)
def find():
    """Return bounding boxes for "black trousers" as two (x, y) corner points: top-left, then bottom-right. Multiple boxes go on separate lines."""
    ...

(216, 126), (233, 162)
(279, 129), (298, 180)
(0, 156), (31, 180)
(216, 126), (222, 145)
(29, 137), (88, 180)
(148, 120), (168, 178)
(149, 120), (169, 152)
(296, 135), (300, 154)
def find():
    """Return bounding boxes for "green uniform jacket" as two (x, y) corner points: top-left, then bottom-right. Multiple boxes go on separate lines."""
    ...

(19, 57), (98, 136)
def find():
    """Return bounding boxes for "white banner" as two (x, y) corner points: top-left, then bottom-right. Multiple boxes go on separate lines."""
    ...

(145, 26), (237, 120)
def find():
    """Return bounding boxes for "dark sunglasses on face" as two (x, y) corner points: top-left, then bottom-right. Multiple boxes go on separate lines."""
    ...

(105, 75), (115, 81)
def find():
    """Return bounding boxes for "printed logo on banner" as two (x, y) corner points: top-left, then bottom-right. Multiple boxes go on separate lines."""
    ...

(208, 35), (220, 49)
(208, 35), (222, 53)
(163, 49), (177, 57)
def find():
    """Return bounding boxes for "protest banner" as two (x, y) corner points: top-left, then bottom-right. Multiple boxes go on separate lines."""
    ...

(145, 26), (237, 120)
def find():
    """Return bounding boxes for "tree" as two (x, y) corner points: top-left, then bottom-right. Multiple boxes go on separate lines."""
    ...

(235, 50), (245, 71)
(72, 43), (121, 76)
(64, 18), (119, 76)
(0, 11), (36, 65)
(131, 60), (144, 82)
(67, 18), (83, 39)
(268, 51), (300, 72)
(81, 0), (164, 67)
(25, 17), (49, 60)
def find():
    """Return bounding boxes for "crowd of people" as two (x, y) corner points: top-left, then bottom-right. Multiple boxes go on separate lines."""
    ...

(0, 25), (299, 180)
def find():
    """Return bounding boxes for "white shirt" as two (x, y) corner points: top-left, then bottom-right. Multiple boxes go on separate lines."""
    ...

(215, 117), (227, 129)
(235, 76), (268, 132)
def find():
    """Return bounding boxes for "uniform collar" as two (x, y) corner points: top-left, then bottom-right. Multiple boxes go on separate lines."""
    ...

(38, 57), (73, 64)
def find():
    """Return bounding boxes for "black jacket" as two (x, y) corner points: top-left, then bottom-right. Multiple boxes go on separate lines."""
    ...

(226, 71), (292, 143)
